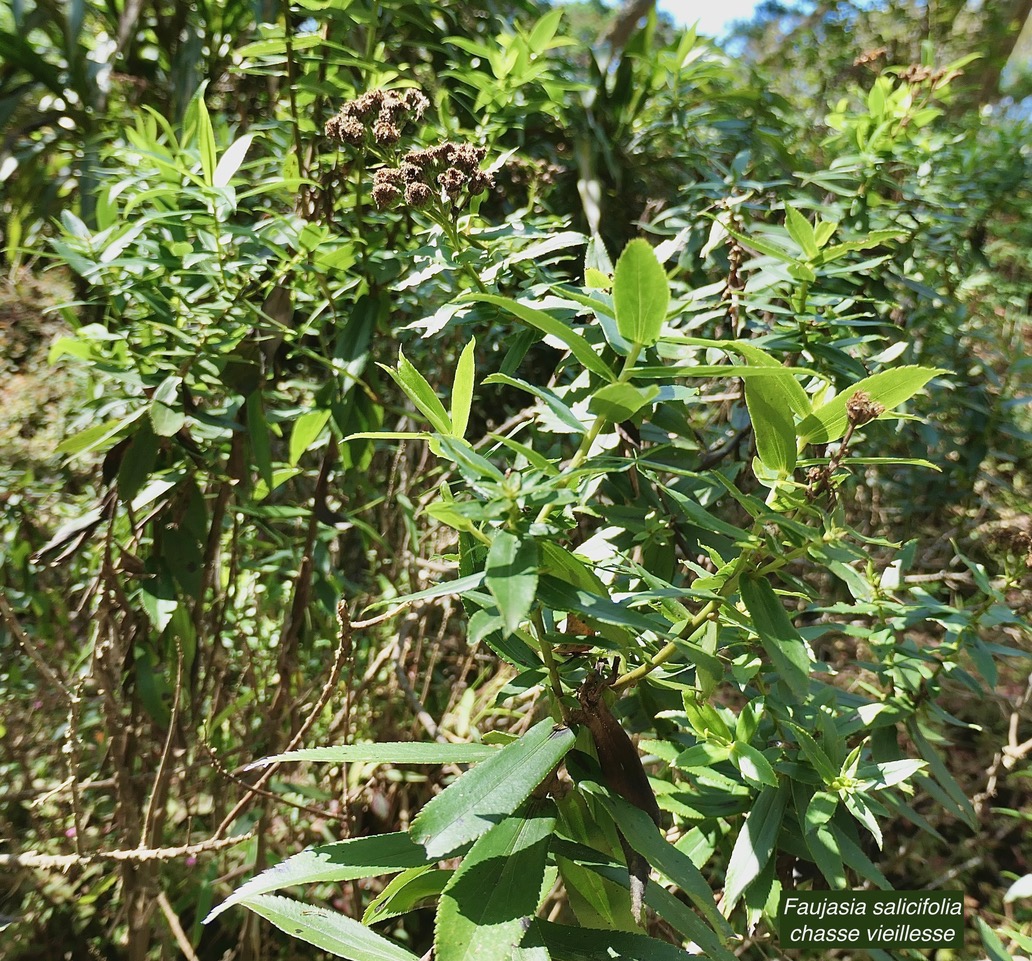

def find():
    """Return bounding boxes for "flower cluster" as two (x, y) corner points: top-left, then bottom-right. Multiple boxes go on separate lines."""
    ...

(371, 142), (494, 212)
(325, 88), (430, 149)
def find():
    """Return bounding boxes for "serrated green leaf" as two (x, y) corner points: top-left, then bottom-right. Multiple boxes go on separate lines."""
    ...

(363, 867), (451, 925)
(804, 822), (846, 888)
(743, 374), (797, 474)
(830, 824), (890, 888)
(435, 805), (555, 961)
(537, 576), (661, 635)
(589, 789), (733, 944)
(205, 833), (430, 923)
(238, 894), (419, 961)
(806, 790), (838, 827)
(466, 294), (614, 380)
(410, 720), (575, 858)
(813, 220), (838, 249)
(724, 223), (797, 263)
(862, 758), (926, 789)
(362, 572), (485, 611)
(722, 784), (788, 910)
(785, 205), (818, 259)
(613, 239), (669, 347)
(483, 373), (585, 434)
(450, 337), (476, 439)
(784, 722), (838, 784)
(248, 743), (499, 769)
(485, 531), (539, 636)
(907, 723), (977, 828)
(819, 229), (907, 262)
(584, 234), (614, 276)
(740, 576), (811, 698)
(556, 856), (637, 931)
(978, 918), (1016, 961)
(382, 350), (452, 434)
(843, 791), (883, 847)
(798, 366), (945, 445)
(527, 919), (696, 961)
(436, 436), (506, 483)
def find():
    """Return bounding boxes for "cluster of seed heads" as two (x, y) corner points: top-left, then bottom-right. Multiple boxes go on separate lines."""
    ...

(371, 142), (494, 212)
(325, 88), (430, 149)
(325, 88), (495, 214)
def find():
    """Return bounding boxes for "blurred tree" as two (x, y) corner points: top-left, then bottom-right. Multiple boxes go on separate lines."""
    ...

(734, 0), (1032, 109)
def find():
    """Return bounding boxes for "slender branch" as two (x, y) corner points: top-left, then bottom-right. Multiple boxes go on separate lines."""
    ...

(215, 597), (353, 837)
(0, 832), (253, 869)
(157, 891), (201, 961)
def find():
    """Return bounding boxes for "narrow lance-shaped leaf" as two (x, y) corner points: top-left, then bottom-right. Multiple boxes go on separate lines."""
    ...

(485, 531), (539, 637)
(483, 372), (586, 435)
(977, 917), (1016, 961)
(732, 343), (811, 416)
(246, 393), (274, 489)
(204, 832), (431, 923)
(797, 366), (945, 445)
(592, 790), (734, 944)
(410, 719), (575, 859)
(239, 894), (419, 961)
(743, 374), (797, 474)
(784, 205), (818, 259)
(466, 294), (615, 381)
(613, 238), (669, 347)
(380, 349), (452, 434)
(247, 742), (499, 769)
(151, 375), (185, 437)
(450, 336), (476, 439)
(194, 92), (217, 187)
(213, 133), (254, 188)
(363, 867), (452, 926)
(525, 919), (699, 961)
(721, 783), (788, 910)
(289, 409), (331, 465)
(588, 383), (659, 422)
(740, 575), (812, 699)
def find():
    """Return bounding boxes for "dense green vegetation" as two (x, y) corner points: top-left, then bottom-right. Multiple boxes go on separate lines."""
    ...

(0, 1), (1030, 959)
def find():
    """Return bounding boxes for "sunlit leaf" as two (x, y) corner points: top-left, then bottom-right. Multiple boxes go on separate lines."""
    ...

(613, 239), (669, 347)
(410, 720), (575, 858)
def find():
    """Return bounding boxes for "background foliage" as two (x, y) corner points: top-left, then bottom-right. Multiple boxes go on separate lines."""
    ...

(0, 1), (1030, 959)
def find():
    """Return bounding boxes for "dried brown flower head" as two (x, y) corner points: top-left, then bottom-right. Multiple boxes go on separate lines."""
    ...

(845, 391), (885, 427)
(325, 87), (430, 150)
(372, 183), (400, 209)
(365, 140), (494, 214)
(405, 182), (433, 208)
(853, 47), (887, 68)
